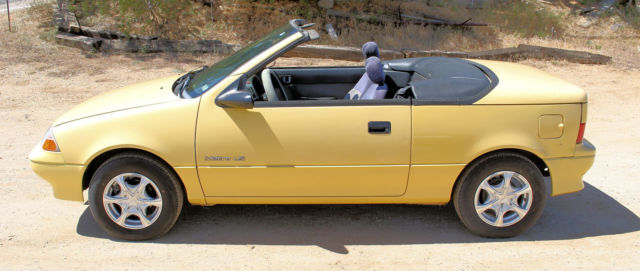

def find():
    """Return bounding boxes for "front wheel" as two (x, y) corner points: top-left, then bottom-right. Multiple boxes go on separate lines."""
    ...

(88, 153), (184, 240)
(453, 153), (546, 238)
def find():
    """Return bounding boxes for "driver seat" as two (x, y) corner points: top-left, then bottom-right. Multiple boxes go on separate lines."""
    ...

(344, 57), (388, 100)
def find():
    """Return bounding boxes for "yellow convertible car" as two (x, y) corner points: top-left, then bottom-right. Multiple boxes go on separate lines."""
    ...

(30, 19), (595, 240)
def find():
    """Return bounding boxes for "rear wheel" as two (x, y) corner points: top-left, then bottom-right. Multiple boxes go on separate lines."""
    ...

(453, 153), (546, 237)
(88, 153), (184, 240)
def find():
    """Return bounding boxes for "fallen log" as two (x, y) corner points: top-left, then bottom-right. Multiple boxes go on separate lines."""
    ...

(516, 44), (611, 64)
(467, 47), (528, 61)
(61, 25), (158, 40)
(55, 0), (157, 40)
(55, 32), (237, 54)
(403, 49), (469, 58)
(101, 39), (238, 54)
(284, 44), (404, 61)
(53, 0), (228, 54)
(55, 32), (102, 51)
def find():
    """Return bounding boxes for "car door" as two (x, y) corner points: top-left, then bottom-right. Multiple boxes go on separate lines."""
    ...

(195, 79), (411, 197)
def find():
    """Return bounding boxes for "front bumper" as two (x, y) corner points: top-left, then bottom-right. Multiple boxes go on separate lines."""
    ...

(546, 139), (596, 196)
(29, 146), (84, 202)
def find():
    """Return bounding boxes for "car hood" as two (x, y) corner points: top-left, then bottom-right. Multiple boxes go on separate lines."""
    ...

(53, 75), (183, 126)
(472, 60), (587, 104)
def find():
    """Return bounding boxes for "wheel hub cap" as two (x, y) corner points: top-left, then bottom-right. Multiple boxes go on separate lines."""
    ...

(102, 173), (163, 230)
(474, 171), (533, 227)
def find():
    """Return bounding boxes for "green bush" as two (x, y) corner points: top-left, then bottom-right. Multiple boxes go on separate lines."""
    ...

(69, 0), (201, 39)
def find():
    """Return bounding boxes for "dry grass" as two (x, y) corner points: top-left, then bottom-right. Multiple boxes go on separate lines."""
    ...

(478, 1), (565, 38)
(0, 7), (357, 101)
(57, 0), (640, 57)
(26, 0), (57, 42)
(4, 1), (639, 72)
(64, 0), (564, 51)
(221, 0), (563, 51)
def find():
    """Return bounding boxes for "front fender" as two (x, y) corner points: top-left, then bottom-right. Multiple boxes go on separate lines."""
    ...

(54, 98), (200, 167)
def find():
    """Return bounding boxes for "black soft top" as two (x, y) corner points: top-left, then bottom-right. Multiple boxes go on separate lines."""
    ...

(384, 57), (498, 105)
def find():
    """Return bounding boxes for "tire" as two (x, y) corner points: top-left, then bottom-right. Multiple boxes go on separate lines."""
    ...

(88, 153), (184, 240)
(453, 153), (546, 238)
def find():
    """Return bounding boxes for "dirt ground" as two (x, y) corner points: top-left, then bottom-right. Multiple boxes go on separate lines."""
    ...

(1, 8), (640, 270)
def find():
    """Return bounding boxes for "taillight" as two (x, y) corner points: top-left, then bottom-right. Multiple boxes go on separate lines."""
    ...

(576, 123), (586, 144)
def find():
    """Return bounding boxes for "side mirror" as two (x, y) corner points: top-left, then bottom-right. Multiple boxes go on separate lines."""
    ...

(215, 90), (254, 109)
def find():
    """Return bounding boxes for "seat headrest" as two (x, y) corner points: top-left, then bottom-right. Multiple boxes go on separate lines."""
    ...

(362, 41), (380, 59)
(365, 57), (385, 86)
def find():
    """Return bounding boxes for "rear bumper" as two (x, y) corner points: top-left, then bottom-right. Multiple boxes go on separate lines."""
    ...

(546, 139), (596, 196)
(29, 146), (85, 202)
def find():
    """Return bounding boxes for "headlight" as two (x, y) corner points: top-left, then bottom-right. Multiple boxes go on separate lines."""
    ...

(41, 128), (60, 152)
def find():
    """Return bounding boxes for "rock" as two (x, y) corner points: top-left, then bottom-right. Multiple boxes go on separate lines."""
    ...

(324, 24), (338, 40)
(578, 17), (598, 28)
(599, 0), (618, 9)
(611, 23), (622, 32)
(317, 0), (334, 9)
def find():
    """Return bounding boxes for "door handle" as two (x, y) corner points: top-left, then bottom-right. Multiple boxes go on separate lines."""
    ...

(368, 121), (391, 134)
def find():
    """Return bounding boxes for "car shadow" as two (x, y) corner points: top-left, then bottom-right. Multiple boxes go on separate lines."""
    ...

(77, 182), (640, 254)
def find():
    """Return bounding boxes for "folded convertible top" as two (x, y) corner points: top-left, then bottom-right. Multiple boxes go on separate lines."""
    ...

(384, 57), (499, 105)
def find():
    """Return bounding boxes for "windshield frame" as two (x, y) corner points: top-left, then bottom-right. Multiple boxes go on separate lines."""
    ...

(182, 19), (312, 98)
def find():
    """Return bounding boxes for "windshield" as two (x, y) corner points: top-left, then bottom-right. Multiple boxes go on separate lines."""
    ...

(183, 23), (300, 98)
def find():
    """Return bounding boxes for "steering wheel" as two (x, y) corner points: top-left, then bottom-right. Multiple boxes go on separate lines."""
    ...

(261, 69), (287, 101)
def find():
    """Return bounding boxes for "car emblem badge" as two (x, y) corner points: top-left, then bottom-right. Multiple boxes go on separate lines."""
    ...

(205, 155), (245, 161)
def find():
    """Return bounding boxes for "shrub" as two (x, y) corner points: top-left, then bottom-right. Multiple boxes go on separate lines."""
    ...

(28, 0), (57, 41)
(477, 1), (565, 38)
(69, 0), (203, 39)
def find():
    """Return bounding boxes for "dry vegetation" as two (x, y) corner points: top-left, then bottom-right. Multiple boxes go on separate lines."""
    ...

(16, 0), (636, 68)
(66, 1), (557, 48)
(0, 5), (358, 107)
(53, 0), (640, 56)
